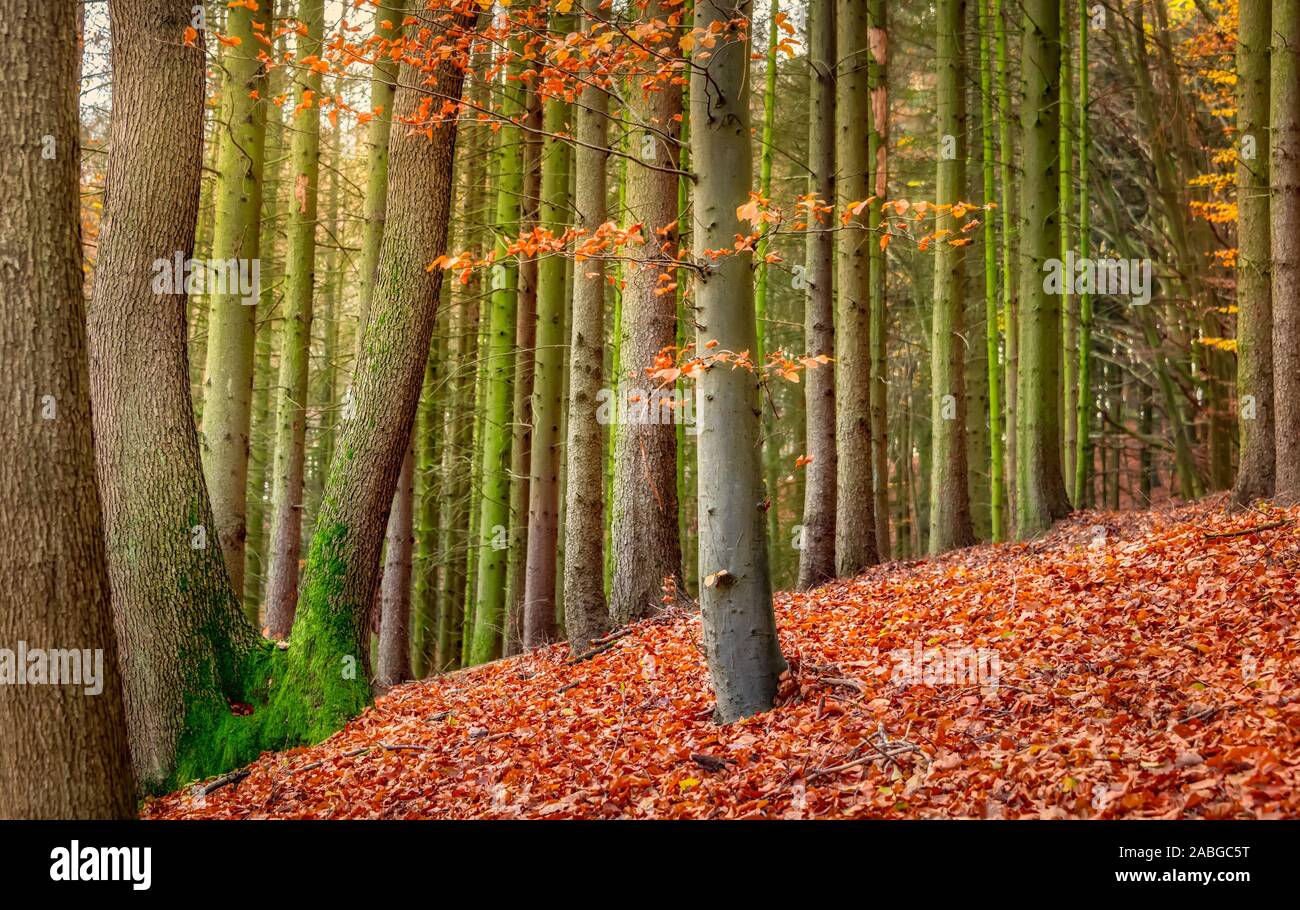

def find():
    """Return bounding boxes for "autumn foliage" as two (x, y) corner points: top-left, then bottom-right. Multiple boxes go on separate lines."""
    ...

(146, 498), (1300, 820)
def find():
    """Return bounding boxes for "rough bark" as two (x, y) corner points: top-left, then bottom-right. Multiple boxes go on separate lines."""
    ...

(1229, 1), (1274, 507)
(834, 0), (880, 574)
(798, 0), (837, 591)
(86, 0), (268, 791)
(562, 4), (610, 652)
(0, 0), (137, 818)
(609, 0), (685, 625)
(1272, 0), (1300, 502)
(929, 0), (976, 554)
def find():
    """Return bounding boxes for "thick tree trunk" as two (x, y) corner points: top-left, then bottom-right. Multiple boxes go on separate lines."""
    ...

(262, 6), (476, 740)
(263, 0), (325, 638)
(798, 0), (838, 591)
(610, 0), (685, 625)
(199, 0), (270, 599)
(0, 0), (136, 818)
(691, 0), (787, 723)
(1272, 0), (1300, 502)
(562, 4), (610, 652)
(929, 0), (976, 554)
(834, 0), (880, 574)
(86, 0), (268, 791)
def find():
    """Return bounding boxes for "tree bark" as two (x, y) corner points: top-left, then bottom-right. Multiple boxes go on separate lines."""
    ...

(691, 0), (787, 723)
(377, 440), (414, 687)
(0, 0), (137, 818)
(562, 0), (610, 652)
(798, 0), (838, 591)
(610, 0), (685, 625)
(1272, 0), (1300, 502)
(834, 0), (880, 574)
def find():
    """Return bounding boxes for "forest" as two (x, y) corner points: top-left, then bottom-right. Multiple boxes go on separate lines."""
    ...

(0, 0), (1297, 832)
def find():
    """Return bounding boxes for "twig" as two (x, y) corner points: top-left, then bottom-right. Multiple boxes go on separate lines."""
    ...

(379, 742), (431, 752)
(199, 768), (250, 796)
(1202, 519), (1292, 540)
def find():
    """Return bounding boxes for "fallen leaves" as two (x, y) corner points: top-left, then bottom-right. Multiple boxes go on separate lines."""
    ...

(145, 497), (1300, 820)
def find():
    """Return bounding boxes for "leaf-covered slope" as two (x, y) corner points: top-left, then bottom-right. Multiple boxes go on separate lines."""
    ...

(145, 499), (1300, 819)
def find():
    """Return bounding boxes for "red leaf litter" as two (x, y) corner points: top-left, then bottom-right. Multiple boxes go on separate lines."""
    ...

(144, 499), (1300, 819)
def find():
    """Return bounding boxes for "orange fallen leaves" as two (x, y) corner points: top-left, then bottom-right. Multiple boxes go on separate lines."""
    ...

(145, 498), (1300, 820)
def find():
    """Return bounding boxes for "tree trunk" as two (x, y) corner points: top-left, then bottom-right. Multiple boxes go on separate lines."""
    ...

(1229, 0), (1273, 508)
(377, 440), (414, 687)
(521, 11), (575, 650)
(834, 0), (880, 574)
(1073, 0), (1093, 508)
(930, 0), (976, 554)
(86, 0), (268, 791)
(200, 0), (270, 598)
(1014, 0), (1071, 538)
(610, 0), (685, 625)
(691, 0), (787, 723)
(978, 0), (1004, 542)
(263, 0), (325, 637)
(798, 0), (838, 591)
(1272, 0), (1300, 502)
(562, 2), (610, 652)
(868, 0), (891, 559)
(263, 6), (477, 741)
(0, 0), (137, 818)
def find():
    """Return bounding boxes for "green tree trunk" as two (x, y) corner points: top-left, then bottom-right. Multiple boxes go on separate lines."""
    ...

(1073, 0), (1094, 507)
(1014, 0), (1071, 538)
(522, 15), (574, 648)
(929, 0), (976, 554)
(979, 0), (1004, 541)
(264, 0), (325, 637)
(200, 0), (270, 598)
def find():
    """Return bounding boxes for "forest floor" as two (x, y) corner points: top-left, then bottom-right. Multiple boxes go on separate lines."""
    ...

(145, 497), (1300, 819)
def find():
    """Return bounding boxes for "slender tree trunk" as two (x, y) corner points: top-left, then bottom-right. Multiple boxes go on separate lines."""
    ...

(1059, 0), (1076, 493)
(377, 440), (414, 687)
(562, 3), (610, 651)
(1015, 0), (1071, 538)
(930, 0), (976, 554)
(979, 0), (1004, 541)
(522, 12), (575, 649)
(834, 0), (879, 574)
(200, 0), (270, 597)
(1229, 0), (1273, 508)
(994, 0), (1017, 524)
(691, 0), (787, 722)
(1272, 0), (1300, 502)
(263, 0), (325, 637)
(610, 0), (685, 625)
(1073, 0), (1093, 508)
(868, 0), (891, 558)
(0, 0), (136, 818)
(798, 0), (837, 590)
(467, 36), (527, 664)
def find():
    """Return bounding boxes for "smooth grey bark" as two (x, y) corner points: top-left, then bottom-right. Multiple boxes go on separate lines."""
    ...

(691, 0), (787, 723)
(377, 439), (414, 687)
